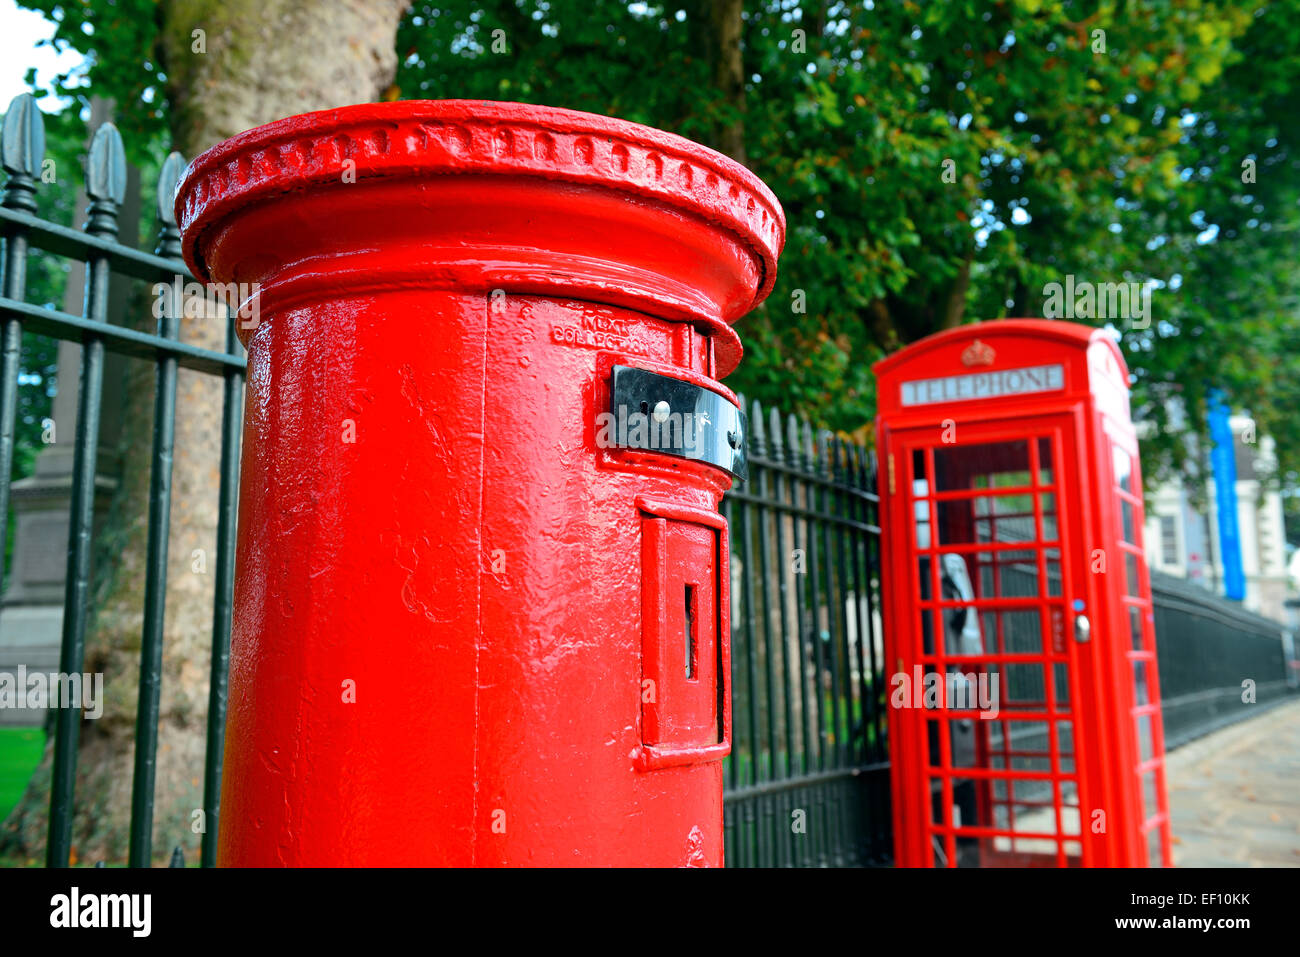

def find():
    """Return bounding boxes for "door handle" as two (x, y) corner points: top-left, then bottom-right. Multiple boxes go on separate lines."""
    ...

(1074, 614), (1091, 643)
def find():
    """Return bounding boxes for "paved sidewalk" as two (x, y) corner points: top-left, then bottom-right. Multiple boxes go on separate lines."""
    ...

(1165, 697), (1300, 867)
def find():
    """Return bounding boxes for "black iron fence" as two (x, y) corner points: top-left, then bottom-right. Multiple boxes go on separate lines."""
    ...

(0, 94), (243, 868)
(1, 94), (1295, 869)
(1151, 570), (1295, 749)
(719, 414), (891, 866)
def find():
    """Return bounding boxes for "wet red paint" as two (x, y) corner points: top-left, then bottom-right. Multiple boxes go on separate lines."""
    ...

(177, 101), (785, 866)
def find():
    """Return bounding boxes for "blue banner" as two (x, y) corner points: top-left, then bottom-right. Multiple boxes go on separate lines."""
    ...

(1207, 392), (1246, 601)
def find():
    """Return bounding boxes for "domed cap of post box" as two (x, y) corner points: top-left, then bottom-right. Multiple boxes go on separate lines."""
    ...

(175, 100), (785, 376)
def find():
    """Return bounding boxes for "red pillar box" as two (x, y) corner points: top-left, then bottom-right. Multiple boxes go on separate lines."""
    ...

(874, 320), (1171, 868)
(176, 102), (784, 866)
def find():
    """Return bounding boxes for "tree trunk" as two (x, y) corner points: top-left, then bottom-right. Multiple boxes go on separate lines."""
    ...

(942, 255), (974, 330)
(2, 0), (409, 866)
(709, 0), (748, 165)
(160, 0), (411, 159)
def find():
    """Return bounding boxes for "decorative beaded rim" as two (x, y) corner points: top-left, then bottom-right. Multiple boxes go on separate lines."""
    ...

(176, 100), (786, 318)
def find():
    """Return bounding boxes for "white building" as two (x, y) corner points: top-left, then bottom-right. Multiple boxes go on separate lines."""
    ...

(1142, 415), (1291, 622)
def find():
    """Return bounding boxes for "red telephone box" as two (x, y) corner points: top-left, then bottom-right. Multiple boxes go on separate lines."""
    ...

(874, 319), (1171, 868)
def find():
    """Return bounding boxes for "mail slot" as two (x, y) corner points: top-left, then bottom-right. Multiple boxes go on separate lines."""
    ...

(637, 497), (730, 769)
(176, 101), (784, 866)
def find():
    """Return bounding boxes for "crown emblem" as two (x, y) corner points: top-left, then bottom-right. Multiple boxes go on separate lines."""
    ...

(961, 339), (995, 367)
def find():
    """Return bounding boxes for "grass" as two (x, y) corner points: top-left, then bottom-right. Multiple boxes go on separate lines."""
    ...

(0, 726), (44, 822)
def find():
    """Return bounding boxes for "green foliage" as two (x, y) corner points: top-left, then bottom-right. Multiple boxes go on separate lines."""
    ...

(12, 0), (1300, 494)
(393, 1), (1300, 495)
(16, 0), (168, 162)
(0, 728), (45, 824)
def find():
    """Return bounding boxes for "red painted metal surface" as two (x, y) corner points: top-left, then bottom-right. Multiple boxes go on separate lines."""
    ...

(874, 320), (1171, 868)
(176, 101), (784, 866)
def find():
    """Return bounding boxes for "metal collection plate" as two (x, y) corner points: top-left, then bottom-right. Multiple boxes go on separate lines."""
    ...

(608, 365), (747, 479)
